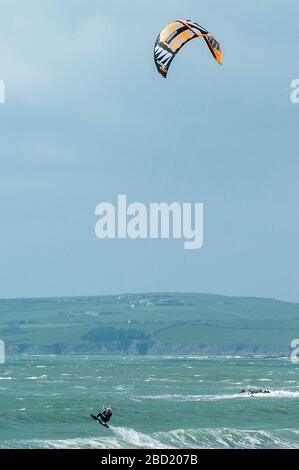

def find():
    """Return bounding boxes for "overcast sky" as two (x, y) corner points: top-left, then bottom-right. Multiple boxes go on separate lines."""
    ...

(0, 0), (298, 301)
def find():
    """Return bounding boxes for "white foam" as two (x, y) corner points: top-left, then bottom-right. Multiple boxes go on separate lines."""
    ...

(34, 437), (122, 449)
(29, 427), (168, 450)
(26, 375), (48, 380)
(111, 426), (169, 449)
(8, 427), (299, 450)
(155, 427), (299, 449)
(139, 389), (299, 402)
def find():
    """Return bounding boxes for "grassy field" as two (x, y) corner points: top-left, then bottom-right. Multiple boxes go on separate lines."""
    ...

(0, 293), (298, 355)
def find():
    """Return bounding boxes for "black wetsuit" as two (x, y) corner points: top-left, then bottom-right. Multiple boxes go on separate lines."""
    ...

(97, 409), (112, 423)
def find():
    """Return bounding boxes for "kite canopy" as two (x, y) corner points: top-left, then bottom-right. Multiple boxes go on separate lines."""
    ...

(154, 19), (222, 78)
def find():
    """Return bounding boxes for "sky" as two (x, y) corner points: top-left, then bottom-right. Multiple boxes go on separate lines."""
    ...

(0, 0), (298, 301)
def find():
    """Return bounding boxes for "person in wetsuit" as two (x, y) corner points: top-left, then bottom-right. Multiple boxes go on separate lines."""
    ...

(97, 407), (113, 423)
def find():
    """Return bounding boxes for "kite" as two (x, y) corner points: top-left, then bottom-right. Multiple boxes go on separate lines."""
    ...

(154, 19), (222, 78)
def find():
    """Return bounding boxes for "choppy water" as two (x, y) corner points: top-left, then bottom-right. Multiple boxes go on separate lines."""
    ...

(0, 356), (299, 448)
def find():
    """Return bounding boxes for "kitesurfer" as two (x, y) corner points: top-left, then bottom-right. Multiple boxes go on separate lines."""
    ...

(96, 407), (113, 424)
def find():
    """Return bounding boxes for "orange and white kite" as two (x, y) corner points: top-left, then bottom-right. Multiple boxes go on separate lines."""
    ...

(154, 19), (222, 78)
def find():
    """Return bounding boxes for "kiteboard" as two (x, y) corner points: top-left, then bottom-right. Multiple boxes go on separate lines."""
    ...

(90, 413), (109, 428)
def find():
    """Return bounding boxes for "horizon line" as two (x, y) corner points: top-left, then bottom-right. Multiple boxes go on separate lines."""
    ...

(0, 291), (297, 305)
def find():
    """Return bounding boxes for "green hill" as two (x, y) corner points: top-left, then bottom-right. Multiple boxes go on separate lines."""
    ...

(0, 293), (298, 356)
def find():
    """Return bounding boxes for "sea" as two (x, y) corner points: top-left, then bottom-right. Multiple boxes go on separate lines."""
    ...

(0, 355), (299, 449)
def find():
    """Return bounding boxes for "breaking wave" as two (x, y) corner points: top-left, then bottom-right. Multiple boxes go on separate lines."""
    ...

(7, 426), (299, 449)
(139, 389), (299, 402)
